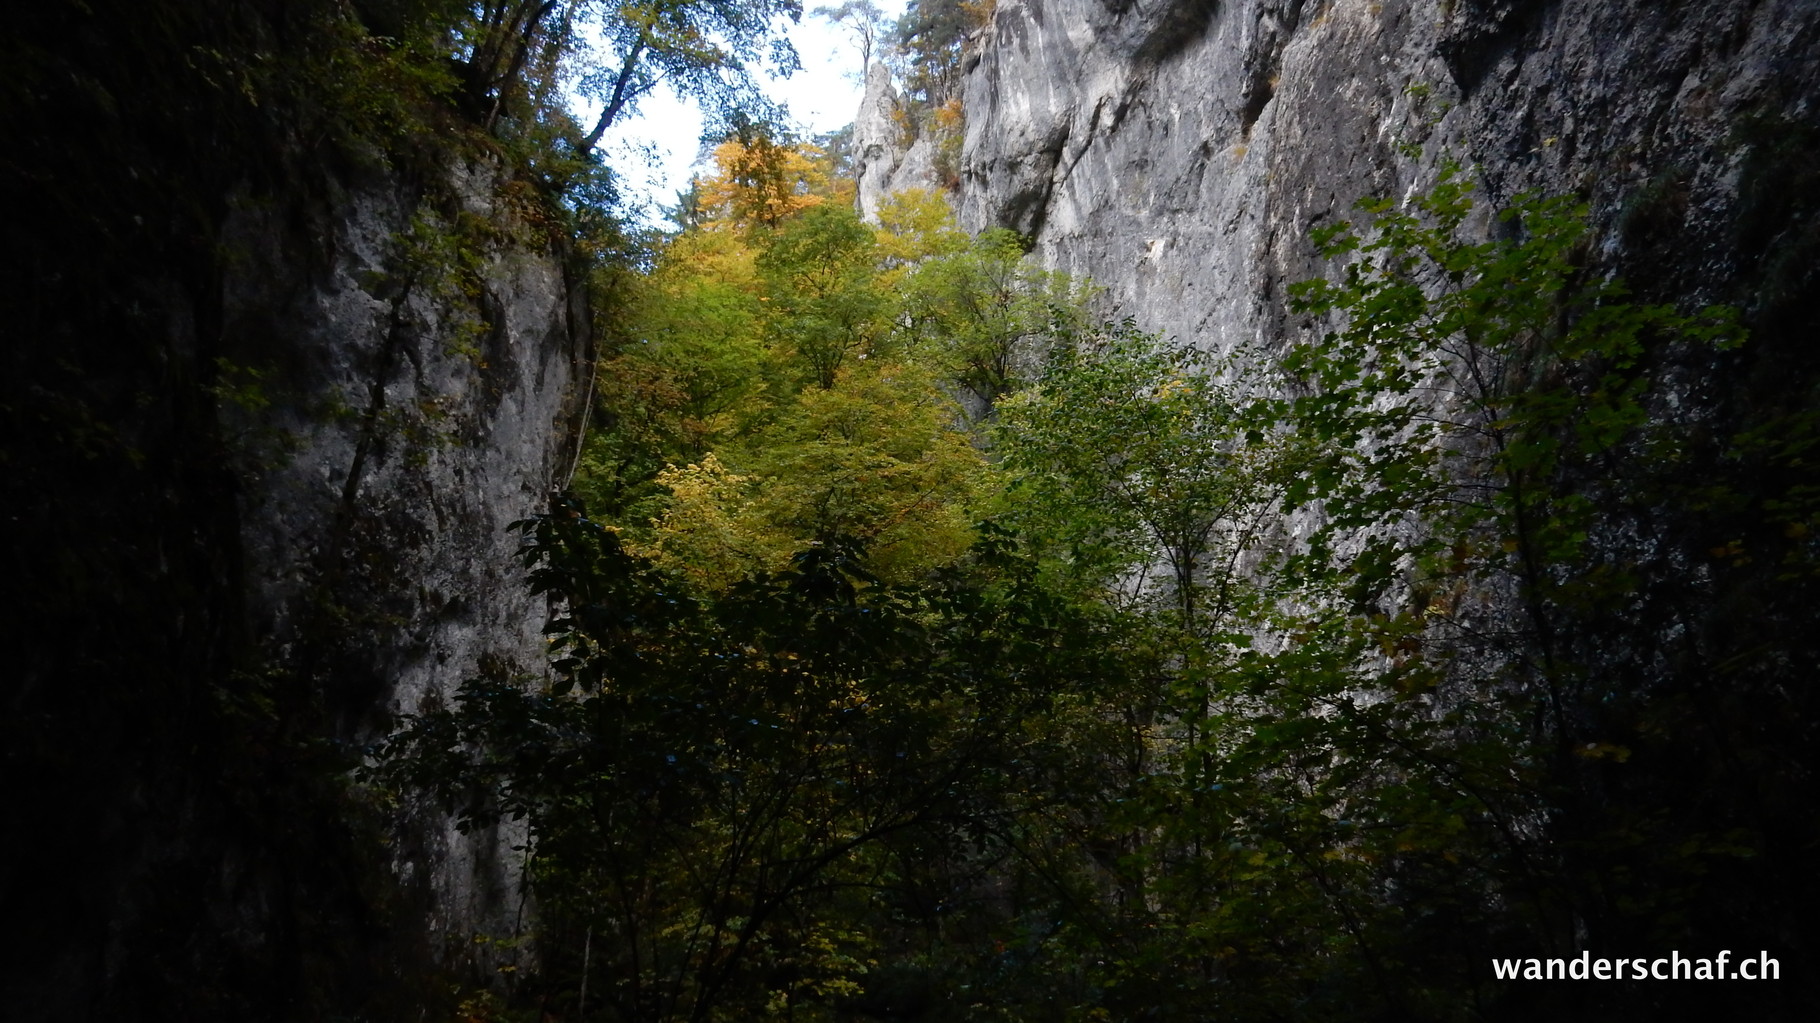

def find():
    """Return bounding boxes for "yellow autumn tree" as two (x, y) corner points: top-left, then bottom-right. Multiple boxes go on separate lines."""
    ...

(634, 362), (989, 593)
(873, 187), (968, 267)
(742, 360), (988, 582)
(629, 453), (792, 591)
(577, 225), (776, 518)
(696, 135), (830, 230)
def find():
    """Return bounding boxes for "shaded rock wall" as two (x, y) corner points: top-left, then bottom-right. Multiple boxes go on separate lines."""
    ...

(942, 0), (1820, 1002)
(220, 156), (591, 967)
(2, 4), (591, 1017)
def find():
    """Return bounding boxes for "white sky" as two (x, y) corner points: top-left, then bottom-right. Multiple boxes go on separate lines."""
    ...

(580, 3), (908, 225)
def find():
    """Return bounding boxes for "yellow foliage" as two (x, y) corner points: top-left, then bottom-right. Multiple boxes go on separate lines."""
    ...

(932, 96), (965, 133)
(652, 227), (761, 291)
(633, 365), (992, 592)
(932, 98), (965, 187)
(607, 229), (771, 460)
(697, 138), (830, 230)
(632, 454), (792, 591)
(961, 0), (999, 30)
(748, 362), (988, 583)
(873, 188), (967, 265)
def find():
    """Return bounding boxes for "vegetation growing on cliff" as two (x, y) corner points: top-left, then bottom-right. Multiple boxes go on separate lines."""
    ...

(372, 137), (1819, 1022)
(874, 0), (987, 187)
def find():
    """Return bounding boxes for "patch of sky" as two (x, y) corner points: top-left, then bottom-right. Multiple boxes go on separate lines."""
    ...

(576, 2), (908, 228)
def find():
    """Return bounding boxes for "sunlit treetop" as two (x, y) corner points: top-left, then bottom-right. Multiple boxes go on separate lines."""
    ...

(872, 187), (969, 264)
(695, 135), (833, 229)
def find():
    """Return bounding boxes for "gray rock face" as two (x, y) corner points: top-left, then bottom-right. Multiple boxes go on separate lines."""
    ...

(856, 62), (908, 220)
(856, 62), (948, 220)
(218, 157), (590, 970)
(957, 0), (1820, 352)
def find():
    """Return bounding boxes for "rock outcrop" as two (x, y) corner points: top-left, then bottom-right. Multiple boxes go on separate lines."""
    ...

(855, 61), (945, 220)
(935, 0), (1820, 995)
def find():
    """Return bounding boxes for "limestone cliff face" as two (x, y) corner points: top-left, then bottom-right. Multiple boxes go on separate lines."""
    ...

(958, 0), (1820, 351)
(220, 157), (590, 967)
(948, 0), (1820, 696)
(942, 0), (1820, 979)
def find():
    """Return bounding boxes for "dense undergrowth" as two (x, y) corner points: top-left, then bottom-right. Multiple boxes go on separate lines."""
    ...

(378, 145), (1820, 1021)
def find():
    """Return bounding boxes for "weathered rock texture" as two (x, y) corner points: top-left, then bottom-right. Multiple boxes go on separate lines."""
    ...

(952, 0), (1820, 748)
(855, 61), (946, 220)
(220, 157), (590, 965)
(958, 0), (1820, 353)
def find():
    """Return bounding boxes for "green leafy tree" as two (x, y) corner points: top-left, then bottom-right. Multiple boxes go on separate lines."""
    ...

(569, 0), (802, 152)
(1064, 168), (1750, 1020)
(1279, 166), (1743, 752)
(872, 187), (970, 264)
(373, 497), (1125, 1021)
(632, 361), (989, 590)
(996, 323), (1293, 630)
(889, 0), (988, 107)
(742, 361), (989, 579)
(757, 204), (888, 388)
(577, 226), (773, 518)
(813, 0), (889, 72)
(1257, 168), (1753, 1005)
(979, 169), (1750, 1019)
(896, 227), (1086, 413)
